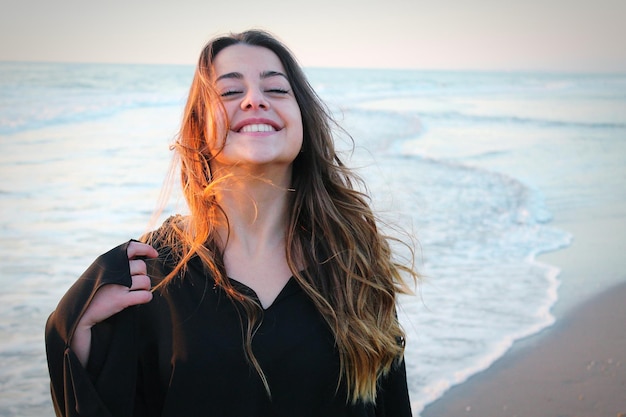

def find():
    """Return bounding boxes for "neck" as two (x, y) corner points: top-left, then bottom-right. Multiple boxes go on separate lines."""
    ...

(213, 169), (292, 256)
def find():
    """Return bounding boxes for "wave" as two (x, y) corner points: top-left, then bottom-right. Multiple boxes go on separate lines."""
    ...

(350, 143), (573, 413)
(419, 110), (626, 130)
(0, 62), (193, 135)
(0, 97), (185, 135)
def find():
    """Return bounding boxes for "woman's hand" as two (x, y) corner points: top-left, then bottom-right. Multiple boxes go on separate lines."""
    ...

(71, 241), (159, 366)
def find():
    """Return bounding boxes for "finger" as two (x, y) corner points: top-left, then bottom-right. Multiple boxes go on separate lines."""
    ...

(129, 259), (147, 276)
(130, 274), (152, 292)
(127, 241), (159, 260)
(124, 289), (153, 307)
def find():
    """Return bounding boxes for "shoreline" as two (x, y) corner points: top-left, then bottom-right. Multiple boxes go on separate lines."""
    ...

(420, 206), (626, 416)
(420, 281), (626, 417)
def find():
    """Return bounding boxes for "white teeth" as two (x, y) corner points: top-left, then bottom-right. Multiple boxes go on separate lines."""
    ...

(239, 123), (276, 133)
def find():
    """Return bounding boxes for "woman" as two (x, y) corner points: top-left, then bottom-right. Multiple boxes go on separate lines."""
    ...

(46, 29), (418, 417)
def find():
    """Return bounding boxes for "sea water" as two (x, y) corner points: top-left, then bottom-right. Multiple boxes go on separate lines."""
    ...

(1, 62), (625, 416)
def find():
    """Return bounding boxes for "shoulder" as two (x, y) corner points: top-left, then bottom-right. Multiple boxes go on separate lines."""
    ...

(140, 215), (187, 274)
(140, 215), (209, 287)
(141, 215), (187, 251)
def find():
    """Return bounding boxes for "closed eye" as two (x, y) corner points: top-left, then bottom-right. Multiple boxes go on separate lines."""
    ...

(266, 88), (290, 95)
(221, 90), (242, 97)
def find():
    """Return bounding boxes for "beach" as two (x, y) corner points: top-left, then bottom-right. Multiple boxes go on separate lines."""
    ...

(1, 64), (625, 416)
(421, 205), (626, 416)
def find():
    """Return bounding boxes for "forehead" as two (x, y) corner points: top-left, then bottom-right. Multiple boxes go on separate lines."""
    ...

(212, 44), (286, 79)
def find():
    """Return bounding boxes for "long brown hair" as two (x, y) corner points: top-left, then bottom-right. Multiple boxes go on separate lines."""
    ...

(146, 29), (418, 403)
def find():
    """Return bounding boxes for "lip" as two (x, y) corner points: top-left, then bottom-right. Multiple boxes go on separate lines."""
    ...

(231, 118), (282, 133)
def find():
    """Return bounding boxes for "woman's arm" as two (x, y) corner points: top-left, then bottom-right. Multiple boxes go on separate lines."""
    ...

(45, 240), (159, 417)
(70, 241), (157, 366)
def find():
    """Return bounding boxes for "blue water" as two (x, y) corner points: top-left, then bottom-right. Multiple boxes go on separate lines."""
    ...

(1, 62), (625, 416)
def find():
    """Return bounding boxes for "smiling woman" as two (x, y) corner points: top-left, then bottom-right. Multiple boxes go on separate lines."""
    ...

(45, 29), (419, 417)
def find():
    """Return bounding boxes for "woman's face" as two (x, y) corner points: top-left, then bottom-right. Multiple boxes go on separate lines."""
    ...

(210, 44), (303, 175)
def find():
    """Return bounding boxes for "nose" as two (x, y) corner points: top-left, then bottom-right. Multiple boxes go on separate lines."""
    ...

(241, 88), (269, 110)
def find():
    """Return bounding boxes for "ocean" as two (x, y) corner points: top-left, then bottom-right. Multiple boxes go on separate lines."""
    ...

(1, 62), (625, 416)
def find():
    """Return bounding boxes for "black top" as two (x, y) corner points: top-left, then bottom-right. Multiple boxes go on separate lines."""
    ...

(45, 239), (412, 417)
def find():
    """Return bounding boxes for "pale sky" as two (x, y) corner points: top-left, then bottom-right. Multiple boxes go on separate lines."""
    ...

(1, 0), (625, 72)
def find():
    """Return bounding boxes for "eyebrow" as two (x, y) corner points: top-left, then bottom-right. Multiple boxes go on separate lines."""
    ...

(216, 70), (288, 82)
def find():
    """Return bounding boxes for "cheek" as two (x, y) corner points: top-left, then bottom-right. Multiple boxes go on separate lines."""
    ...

(293, 110), (304, 145)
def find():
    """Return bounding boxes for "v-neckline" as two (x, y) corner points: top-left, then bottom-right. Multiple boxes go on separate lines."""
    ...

(226, 276), (298, 311)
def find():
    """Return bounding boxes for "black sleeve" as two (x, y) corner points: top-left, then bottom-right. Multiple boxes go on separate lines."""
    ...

(45, 241), (140, 417)
(375, 357), (413, 417)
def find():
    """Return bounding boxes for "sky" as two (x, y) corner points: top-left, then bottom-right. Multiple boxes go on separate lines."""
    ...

(1, 0), (625, 72)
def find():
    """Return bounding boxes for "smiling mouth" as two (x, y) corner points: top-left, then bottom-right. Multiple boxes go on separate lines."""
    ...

(239, 123), (277, 133)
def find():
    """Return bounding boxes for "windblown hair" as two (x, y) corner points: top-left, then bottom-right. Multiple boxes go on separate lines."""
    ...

(146, 29), (418, 404)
